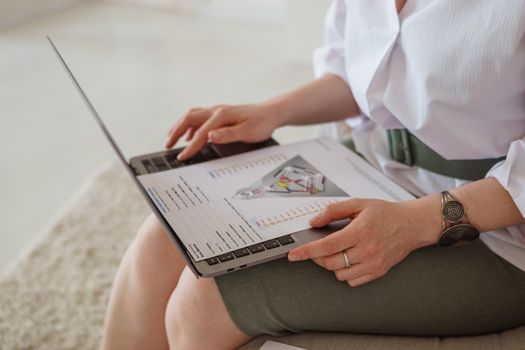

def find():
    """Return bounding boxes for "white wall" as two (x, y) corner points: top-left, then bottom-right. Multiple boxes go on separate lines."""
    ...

(191, 0), (330, 64)
(186, 0), (287, 25)
(0, 0), (85, 29)
(285, 0), (329, 64)
(96, 0), (330, 64)
(178, 0), (330, 65)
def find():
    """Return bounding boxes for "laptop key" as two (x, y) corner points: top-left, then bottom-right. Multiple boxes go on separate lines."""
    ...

(201, 145), (221, 160)
(248, 244), (265, 254)
(189, 152), (207, 163)
(263, 239), (280, 250)
(233, 247), (251, 258)
(164, 152), (179, 161)
(277, 235), (295, 246)
(206, 257), (220, 265)
(218, 252), (235, 262)
(151, 156), (166, 167)
(165, 157), (182, 168)
(142, 160), (156, 173)
(155, 163), (169, 171)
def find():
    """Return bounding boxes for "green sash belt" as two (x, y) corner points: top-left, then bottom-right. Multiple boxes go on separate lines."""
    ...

(344, 129), (505, 181)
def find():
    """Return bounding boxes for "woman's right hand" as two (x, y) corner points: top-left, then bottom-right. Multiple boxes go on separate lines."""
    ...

(165, 103), (282, 161)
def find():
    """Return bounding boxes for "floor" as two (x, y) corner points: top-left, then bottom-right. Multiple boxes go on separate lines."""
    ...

(0, 1), (317, 271)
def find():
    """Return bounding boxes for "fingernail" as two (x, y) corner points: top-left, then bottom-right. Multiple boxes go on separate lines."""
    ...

(288, 253), (299, 261)
(289, 252), (305, 261)
(177, 153), (185, 160)
(309, 215), (320, 225)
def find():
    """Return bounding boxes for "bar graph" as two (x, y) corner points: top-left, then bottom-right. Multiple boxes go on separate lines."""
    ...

(251, 198), (341, 230)
(208, 153), (287, 178)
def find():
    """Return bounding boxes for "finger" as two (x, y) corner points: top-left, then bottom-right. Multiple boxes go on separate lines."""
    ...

(167, 116), (190, 144)
(165, 109), (210, 149)
(312, 257), (325, 268)
(333, 263), (369, 282)
(209, 125), (245, 144)
(167, 108), (202, 136)
(346, 273), (377, 287)
(321, 248), (361, 271)
(309, 198), (366, 227)
(288, 226), (358, 261)
(312, 251), (348, 271)
(166, 109), (208, 148)
(185, 127), (195, 141)
(178, 108), (238, 160)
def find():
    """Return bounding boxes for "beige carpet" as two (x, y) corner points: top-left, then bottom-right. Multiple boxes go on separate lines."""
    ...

(0, 162), (149, 350)
(1, 162), (524, 350)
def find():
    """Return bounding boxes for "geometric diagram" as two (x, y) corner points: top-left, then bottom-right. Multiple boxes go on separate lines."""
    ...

(233, 155), (348, 200)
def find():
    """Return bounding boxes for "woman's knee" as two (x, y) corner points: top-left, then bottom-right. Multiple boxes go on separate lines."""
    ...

(165, 268), (250, 350)
(164, 268), (215, 347)
(117, 213), (185, 295)
(128, 214), (178, 272)
(134, 213), (171, 251)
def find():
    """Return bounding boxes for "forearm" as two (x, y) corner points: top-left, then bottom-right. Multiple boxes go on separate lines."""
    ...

(453, 177), (525, 231)
(407, 177), (525, 248)
(264, 74), (360, 127)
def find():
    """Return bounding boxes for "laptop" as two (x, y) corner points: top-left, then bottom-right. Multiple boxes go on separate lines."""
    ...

(48, 37), (342, 277)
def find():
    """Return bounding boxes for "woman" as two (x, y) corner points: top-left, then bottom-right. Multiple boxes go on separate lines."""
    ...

(101, 1), (525, 349)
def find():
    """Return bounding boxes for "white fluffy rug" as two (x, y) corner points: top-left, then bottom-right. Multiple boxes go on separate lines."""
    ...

(0, 162), (149, 350)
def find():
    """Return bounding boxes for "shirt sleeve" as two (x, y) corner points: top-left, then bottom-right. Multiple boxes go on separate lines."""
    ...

(312, 0), (348, 83)
(486, 137), (525, 218)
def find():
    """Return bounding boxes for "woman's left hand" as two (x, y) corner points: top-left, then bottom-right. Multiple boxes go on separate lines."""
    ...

(287, 198), (441, 287)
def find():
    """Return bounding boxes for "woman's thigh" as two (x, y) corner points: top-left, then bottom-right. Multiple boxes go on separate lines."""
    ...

(215, 240), (525, 337)
(102, 214), (187, 350)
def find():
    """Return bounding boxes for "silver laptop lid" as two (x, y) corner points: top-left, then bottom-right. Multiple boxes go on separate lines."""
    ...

(47, 36), (130, 169)
(47, 36), (201, 277)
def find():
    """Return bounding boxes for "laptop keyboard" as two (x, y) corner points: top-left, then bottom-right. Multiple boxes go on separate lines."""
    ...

(205, 235), (296, 266)
(142, 144), (221, 173)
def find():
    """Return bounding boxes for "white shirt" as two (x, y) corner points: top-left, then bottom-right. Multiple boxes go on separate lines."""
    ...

(313, 0), (525, 271)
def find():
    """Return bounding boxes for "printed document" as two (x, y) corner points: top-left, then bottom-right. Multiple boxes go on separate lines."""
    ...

(138, 138), (414, 261)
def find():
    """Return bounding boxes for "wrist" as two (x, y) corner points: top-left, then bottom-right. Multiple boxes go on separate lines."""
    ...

(403, 194), (443, 249)
(260, 97), (293, 128)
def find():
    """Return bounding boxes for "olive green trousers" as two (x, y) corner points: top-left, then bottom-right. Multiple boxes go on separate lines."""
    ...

(215, 241), (525, 337)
